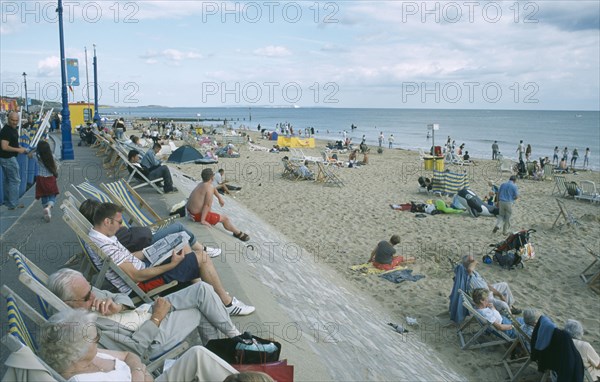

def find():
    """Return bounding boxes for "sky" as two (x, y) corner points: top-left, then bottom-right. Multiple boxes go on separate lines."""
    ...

(1, 0), (599, 110)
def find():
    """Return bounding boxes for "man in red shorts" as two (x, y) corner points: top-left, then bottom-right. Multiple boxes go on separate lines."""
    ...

(187, 168), (250, 241)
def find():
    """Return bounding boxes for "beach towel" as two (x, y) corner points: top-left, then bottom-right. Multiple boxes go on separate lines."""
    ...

(379, 269), (425, 283)
(449, 264), (469, 323)
(349, 263), (406, 275)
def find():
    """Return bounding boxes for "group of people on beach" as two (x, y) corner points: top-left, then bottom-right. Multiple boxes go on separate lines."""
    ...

(457, 254), (600, 381)
(1, 115), (286, 381)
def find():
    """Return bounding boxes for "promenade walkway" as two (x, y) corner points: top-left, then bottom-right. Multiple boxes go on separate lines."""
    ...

(0, 133), (465, 381)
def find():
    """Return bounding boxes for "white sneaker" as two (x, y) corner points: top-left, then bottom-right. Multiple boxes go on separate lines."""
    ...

(205, 246), (221, 258)
(226, 297), (255, 316)
(43, 207), (51, 222)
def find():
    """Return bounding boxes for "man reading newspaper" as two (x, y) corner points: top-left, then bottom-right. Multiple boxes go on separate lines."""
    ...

(87, 203), (256, 316)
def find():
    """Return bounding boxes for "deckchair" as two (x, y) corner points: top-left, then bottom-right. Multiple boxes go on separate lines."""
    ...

(2, 286), (67, 382)
(551, 175), (568, 197)
(580, 245), (600, 294)
(499, 159), (517, 173)
(8, 248), (70, 318)
(575, 180), (600, 203)
(282, 159), (301, 180)
(498, 314), (547, 382)
(321, 151), (343, 167)
(456, 289), (514, 350)
(248, 142), (269, 152)
(552, 198), (579, 229)
(110, 144), (164, 194)
(542, 164), (553, 181)
(72, 179), (113, 204)
(60, 202), (178, 304)
(315, 162), (344, 187)
(101, 179), (177, 229)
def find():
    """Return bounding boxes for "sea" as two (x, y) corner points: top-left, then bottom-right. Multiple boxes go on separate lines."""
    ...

(102, 107), (600, 171)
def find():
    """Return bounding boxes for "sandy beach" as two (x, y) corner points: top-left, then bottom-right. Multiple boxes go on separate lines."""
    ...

(175, 131), (600, 381)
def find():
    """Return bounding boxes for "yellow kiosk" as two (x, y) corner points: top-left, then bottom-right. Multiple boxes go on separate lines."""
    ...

(68, 102), (95, 131)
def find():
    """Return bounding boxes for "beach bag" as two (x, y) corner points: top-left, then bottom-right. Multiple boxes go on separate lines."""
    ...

(520, 243), (536, 261)
(206, 332), (281, 364)
(234, 360), (294, 382)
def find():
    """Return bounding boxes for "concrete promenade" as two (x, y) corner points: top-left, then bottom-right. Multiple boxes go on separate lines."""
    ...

(0, 133), (465, 381)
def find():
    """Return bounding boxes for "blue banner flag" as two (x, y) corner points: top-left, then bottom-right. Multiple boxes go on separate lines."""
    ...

(66, 58), (80, 86)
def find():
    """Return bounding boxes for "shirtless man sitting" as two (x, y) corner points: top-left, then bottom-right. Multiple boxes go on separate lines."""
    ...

(187, 168), (250, 242)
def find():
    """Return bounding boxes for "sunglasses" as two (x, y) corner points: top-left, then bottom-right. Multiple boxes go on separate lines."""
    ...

(109, 217), (123, 225)
(66, 285), (92, 302)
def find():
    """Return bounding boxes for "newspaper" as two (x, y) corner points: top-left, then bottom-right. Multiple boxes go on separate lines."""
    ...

(142, 232), (190, 266)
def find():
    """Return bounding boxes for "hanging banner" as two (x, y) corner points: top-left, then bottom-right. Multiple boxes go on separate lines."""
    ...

(66, 58), (80, 86)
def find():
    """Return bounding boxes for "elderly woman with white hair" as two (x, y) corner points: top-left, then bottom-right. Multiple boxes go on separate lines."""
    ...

(40, 309), (237, 382)
(564, 319), (600, 381)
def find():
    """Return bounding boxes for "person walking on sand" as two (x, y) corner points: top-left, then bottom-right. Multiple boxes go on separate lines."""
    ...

(378, 132), (384, 147)
(492, 141), (499, 160)
(493, 176), (519, 235)
(388, 134), (394, 149)
(187, 168), (250, 242)
(553, 146), (560, 165)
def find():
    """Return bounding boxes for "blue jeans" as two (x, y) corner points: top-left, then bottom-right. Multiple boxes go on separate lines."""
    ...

(0, 156), (21, 208)
(152, 222), (198, 247)
(41, 194), (57, 208)
(501, 316), (517, 338)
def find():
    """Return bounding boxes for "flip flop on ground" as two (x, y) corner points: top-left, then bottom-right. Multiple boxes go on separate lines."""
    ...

(233, 231), (250, 242)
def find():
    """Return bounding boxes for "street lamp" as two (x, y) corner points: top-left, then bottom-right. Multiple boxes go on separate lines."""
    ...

(57, 0), (74, 160)
(22, 72), (28, 113)
(93, 44), (101, 125)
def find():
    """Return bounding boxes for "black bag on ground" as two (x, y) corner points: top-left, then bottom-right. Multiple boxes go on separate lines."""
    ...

(493, 251), (522, 269)
(206, 332), (282, 364)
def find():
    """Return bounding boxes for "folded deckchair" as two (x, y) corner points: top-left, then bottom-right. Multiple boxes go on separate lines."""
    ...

(456, 289), (514, 350)
(580, 245), (600, 294)
(101, 179), (177, 229)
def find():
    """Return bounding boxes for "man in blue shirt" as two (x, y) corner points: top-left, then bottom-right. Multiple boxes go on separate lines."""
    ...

(140, 143), (177, 193)
(493, 175), (519, 235)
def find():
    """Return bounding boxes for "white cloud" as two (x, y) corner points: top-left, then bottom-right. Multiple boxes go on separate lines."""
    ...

(253, 45), (291, 57)
(37, 56), (60, 77)
(140, 49), (202, 65)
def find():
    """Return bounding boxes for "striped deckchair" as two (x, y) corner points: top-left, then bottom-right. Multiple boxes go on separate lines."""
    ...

(102, 179), (177, 229)
(4, 286), (42, 353)
(9, 249), (72, 315)
(10, 249), (50, 319)
(73, 179), (113, 203)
